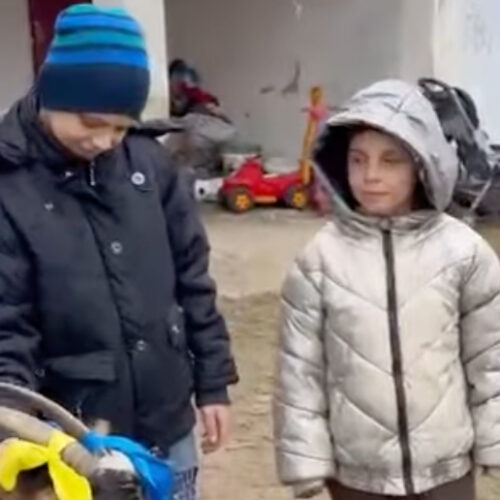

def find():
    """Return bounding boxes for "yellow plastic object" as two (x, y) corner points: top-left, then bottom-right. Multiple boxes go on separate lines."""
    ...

(299, 86), (327, 186)
(0, 431), (92, 500)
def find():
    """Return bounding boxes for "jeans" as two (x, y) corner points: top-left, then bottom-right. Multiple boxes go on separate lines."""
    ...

(168, 430), (199, 500)
(172, 468), (198, 500)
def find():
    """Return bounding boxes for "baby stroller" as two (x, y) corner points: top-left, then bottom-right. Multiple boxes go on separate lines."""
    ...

(418, 78), (500, 223)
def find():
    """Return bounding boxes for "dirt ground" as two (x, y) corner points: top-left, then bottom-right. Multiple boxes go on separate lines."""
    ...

(199, 207), (500, 500)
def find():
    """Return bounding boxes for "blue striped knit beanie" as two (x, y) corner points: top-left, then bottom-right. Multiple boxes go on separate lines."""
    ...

(38, 3), (150, 120)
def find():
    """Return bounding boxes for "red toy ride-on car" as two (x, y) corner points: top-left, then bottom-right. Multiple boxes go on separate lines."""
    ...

(219, 86), (328, 214)
(220, 157), (309, 213)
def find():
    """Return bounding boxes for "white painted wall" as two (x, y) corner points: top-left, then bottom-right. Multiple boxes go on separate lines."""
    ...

(165, 0), (434, 160)
(434, 0), (500, 143)
(0, 0), (33, 111)
(400, 0), (435, 81)
(96, 0), (169, 118)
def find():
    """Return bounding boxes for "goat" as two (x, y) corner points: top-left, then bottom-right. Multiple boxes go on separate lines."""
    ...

(0, 383), (143, 500)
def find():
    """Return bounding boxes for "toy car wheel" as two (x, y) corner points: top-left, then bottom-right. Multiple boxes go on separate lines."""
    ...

(285, 186), (309, 210)
(225, 187), (254, 213)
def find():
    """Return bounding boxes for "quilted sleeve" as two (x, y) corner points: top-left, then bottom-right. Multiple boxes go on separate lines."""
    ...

(274, 248), (335, 486)
(460, 235), (500, 467)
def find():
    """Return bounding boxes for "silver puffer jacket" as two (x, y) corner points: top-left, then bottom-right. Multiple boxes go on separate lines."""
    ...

(274, 80), (500, 496)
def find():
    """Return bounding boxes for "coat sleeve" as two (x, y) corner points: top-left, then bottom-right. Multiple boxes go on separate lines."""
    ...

(274, 249), (335, 486)
(460, 236), (500, 467)
(161, 168), (238, 407)
(0, 205), (40, 407)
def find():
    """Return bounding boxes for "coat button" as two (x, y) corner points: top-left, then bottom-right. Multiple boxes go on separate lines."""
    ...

(131, 172), (146, 186)
(110, 241), (123, 255)
(135, 340), (147, 352)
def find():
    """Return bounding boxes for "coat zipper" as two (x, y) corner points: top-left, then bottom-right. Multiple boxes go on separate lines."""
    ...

(88, 162), (96, 187)
(382, 229), (414, 495)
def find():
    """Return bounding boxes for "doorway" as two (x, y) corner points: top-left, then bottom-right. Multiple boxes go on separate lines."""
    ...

(28, 0), (91, 73)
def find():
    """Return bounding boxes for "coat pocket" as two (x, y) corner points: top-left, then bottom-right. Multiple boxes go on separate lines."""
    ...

(44, 350), (116, 382)
(43, 350), (116, 419)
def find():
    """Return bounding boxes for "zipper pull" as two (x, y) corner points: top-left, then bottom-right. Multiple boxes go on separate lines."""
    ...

(379, 218), (392, 231)
(88, 162), (97, 187)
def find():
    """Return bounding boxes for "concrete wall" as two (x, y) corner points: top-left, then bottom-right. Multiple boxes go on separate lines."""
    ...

(433, 0), (500, 143)
(96, 0), (169, 118)
(400, 0), (435, 80)
(0, 0), (33, 111)
(165, 0), (434, 159)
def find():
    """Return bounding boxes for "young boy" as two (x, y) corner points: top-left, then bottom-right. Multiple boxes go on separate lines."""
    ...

(0, 5), (238, 499)
(274, 79), (500, 500)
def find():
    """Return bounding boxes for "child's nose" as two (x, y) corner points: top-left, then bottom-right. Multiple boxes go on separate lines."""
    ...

(364, 159), (381, 182)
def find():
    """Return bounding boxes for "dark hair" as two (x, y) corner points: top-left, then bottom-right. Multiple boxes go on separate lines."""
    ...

(15, 467), (53, 497)
(168, 59), (201, 85)
(169, 58), (188, 76)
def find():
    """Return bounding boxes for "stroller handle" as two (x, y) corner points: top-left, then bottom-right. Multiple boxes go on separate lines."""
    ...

(418, 77), (478, 135)
(418, 77), (455, 95)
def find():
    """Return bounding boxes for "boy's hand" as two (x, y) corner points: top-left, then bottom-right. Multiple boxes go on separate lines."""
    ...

(199, 405), (230, 454)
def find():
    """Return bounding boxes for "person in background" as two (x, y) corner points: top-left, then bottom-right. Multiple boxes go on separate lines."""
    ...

(0, 4), (238, 499)
(274, 79), (500, 500)
(165, 58), (235, 189)
(169, 59), (222, 118)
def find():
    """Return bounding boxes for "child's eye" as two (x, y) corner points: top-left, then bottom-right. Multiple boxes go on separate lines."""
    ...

(383, 156), (404, 165)
(349, 155), (364, 165)
(80, 116), (102, 129)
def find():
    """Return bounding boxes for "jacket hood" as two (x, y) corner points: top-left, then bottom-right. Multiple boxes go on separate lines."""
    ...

(314, 79), (458, 214)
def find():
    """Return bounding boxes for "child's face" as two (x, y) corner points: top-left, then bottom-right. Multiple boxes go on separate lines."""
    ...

(40, 110), (135, 161)
(347, 129), (418, 217)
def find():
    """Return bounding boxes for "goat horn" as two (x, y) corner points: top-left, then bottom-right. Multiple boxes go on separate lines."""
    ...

(0, 406), (97, 477)
(0, 383), (89, 439)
